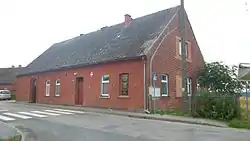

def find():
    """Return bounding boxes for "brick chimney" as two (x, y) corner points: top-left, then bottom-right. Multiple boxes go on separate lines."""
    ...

(124, 14), (132, 26)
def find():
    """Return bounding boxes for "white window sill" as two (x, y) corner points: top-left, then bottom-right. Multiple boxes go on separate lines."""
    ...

(45, 95), (50, 97)
(99, 94), (110, 99)
(161, 94), (169, 97)
(55, 95), (60, 97)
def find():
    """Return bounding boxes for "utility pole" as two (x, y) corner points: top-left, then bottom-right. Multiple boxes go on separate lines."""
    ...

(180, 0), (188, 111)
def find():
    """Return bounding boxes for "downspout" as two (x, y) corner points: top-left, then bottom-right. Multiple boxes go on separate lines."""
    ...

(148, 9), (179, 110)
(143, 58), (147, 111)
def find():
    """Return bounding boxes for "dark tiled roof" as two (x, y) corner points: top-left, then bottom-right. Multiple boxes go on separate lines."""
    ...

(21, 6), (179, 76)
(0, 67), (27, 84)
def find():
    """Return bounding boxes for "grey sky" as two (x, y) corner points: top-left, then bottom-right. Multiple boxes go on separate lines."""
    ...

(0, 0), (249, 68)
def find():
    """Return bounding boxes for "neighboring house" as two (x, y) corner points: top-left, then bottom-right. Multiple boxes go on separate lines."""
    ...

(0, 66), (26, 92)
(16, 5), (204, 111)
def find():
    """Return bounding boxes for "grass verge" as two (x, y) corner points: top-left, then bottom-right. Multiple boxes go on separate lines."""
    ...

(228, 118), (250, 129)
(152, 109), (190, 116)
(0, 135), (22, 141)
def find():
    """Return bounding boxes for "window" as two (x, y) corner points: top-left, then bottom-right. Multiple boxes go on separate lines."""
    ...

(55, 79), (60, 96)
(45, 80), (50, 96)
(187, 77), (192, 96)
(101, 75), (109, 97)
(161, 74), (169, 96)
(178, 40), (188, 57)
(119, 73), (129, 96)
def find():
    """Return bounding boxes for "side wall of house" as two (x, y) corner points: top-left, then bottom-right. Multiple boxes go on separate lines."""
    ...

(146, 10), (205, 109)
(16, 60), (145, 110)
(0, 84), (15, 91)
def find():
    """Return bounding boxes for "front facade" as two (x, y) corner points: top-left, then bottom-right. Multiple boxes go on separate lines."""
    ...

(16, 6), (204, 111)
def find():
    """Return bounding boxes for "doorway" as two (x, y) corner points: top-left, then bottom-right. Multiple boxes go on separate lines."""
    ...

(30, 79), (37, 103)
(75, 77), (83, 105)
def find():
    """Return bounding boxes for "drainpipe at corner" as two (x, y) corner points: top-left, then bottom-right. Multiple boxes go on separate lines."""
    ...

(148, 10), (179, 111)
(143, 57), (147, 111)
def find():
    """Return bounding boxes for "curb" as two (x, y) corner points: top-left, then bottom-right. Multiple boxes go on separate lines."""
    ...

(16, 102), (228, 128)
(82, 110), (228, 128)
(0, 122), (24, 141)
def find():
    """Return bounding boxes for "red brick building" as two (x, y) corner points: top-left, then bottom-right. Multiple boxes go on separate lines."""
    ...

(16, 6), (204, 111)
(0, 66), (26, 92)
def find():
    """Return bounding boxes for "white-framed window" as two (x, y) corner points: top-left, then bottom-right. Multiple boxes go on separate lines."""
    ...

(187, 77), (192, 96)
(161, 74), (169, 96)
(45, 80), (50, 96)
(178, 40), (188, 57)
(55, 79), (60, 96)
(101, 75), (110, 97)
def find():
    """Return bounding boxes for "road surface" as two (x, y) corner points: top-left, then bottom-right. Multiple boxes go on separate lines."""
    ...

(0, 101), (249, 141)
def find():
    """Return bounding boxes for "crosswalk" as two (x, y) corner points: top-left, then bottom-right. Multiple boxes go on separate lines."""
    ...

(0, 109), (84, 121)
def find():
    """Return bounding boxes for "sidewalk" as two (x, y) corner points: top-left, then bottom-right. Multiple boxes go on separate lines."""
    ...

(18, 102), (228, 128)
(0, 122), (21, 140)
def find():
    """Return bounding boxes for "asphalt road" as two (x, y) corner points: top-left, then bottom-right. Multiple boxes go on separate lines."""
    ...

(0, 101), (250, 141)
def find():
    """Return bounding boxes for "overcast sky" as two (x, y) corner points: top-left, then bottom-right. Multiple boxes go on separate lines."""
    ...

(0, 0), (249, 68)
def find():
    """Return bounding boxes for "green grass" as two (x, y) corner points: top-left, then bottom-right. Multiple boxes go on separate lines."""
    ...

(227, 98), (250, 129)
(152, 109), (190, 116)
(228, 118), (250, 129)
(0, 135), (22, 141)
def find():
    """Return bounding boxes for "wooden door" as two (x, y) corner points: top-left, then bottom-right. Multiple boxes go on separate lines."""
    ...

(75, 77), (83, 105)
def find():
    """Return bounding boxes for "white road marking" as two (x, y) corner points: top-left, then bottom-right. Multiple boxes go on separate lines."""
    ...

(3, 112), (32, 119)
(53, 109), (85, 114)
(0, 110), (9, 112)
(18, 112), (47, 118)
(31, 111), (60, 116)
(44, 110), (74, 115)
(0, 115), (15, 121)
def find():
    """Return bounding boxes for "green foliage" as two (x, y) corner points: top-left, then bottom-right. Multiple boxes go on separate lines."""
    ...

(0, 135), (22, 141)
(228, 118), (250, 129)
(192, 91), (239, 121)
(198, 62), (243, 95)
(154, 109), (189, 116)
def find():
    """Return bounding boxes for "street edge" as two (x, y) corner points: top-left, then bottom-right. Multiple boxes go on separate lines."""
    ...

(0, 121), (25, 141)
(16, 101), (227, 128)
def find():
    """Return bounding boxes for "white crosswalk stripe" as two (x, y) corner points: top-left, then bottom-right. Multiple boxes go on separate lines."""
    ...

(31, 111), (61, 116)
(44, 110), (74, 115)
(3, 112), (32, 119)
(0, 108), (85, 122)
(0, 115), (15, 121)
(53, 109), (85, 114)
(0, 110), (9, 112)
(18, 112), (47, 118)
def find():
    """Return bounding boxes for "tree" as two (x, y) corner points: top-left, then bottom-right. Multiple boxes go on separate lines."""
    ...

(198, 62), (243, 95)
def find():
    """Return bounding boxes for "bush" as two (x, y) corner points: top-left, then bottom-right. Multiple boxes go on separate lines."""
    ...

(192, 91), (240, 121)
(11, 91), (16, 100)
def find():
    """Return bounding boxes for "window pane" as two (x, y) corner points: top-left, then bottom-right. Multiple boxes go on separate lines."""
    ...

(179, 40), (182, 55)
(161, 75), (167, 81)
(46, 85), (50, 95)
(161, 82), (168, 95)
(102, 75), (109, 81)
(55, 85), (60, 95)
(185, 43), (188, 57)
(120, 74), (129, 96)
(56, 80), (60, 85)
(102, 83), (109, 94)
